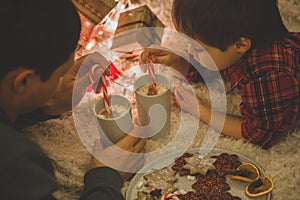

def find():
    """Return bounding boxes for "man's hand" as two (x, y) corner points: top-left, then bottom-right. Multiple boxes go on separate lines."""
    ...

(90, 127), (146, 182)
(41, 52), (110, 116)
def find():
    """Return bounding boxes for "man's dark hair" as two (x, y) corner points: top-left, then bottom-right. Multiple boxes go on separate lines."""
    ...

(0, 0), (81, 81)
(172, 0), (288, 51)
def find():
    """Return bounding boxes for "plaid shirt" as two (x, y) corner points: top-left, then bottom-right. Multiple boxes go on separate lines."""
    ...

(221, 33), (300, 149)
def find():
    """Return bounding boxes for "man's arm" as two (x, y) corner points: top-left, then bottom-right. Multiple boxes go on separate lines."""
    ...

(80, 167), (124, 200)
(1, 148), (59, 199)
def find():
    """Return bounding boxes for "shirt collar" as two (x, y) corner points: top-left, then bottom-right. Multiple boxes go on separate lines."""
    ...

(221, 54), (249, 89)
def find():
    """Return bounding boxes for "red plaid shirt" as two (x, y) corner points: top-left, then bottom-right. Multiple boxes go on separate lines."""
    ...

(221, 33), (300, 149)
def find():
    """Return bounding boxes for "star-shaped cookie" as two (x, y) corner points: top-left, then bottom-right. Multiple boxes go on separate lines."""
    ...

(212, 153), (242, 176)
(143, 167), (178, 194)
(183, 154), (217, 175)
(177, 191), (206, 200)
(172, 153), (193, 176)
(192, 171), (230, 199)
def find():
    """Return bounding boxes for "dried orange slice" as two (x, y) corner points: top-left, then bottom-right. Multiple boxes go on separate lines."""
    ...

(245, 176), (274, 198)
(230, 162), (260, 183)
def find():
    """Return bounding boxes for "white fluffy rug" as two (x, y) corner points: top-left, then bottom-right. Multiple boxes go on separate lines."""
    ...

(24, 0), (300, 199)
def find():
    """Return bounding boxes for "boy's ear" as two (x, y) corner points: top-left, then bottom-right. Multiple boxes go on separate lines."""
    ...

(234, 37), (251, 54)
(13, 69), (35, 93)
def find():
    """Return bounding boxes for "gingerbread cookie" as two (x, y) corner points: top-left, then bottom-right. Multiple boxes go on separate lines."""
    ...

(143, 167), (178, 195)
(177, 191), (206, 200)
(183, 154), (216, 175)
(192, 171), (230, 199)
(171, 153), (193, 176)
(212, 153), (242, 176)
(137, 189), (176, 200)
(136, 191), (155, 200)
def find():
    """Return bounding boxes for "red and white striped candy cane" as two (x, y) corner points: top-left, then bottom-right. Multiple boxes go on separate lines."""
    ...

(148, 60), (157, 95)
(101, 75), (110, 115)
(162, 194), (179, 200)
(88, 65), (110, 114)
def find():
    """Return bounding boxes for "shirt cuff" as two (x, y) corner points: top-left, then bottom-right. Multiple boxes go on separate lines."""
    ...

(83, 167), (123, 192)
(15, 108), (61, 128)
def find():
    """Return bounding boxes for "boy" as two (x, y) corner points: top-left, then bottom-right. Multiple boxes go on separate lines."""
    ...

(0, 0), (145, 199)
(141, 0), (300, 149)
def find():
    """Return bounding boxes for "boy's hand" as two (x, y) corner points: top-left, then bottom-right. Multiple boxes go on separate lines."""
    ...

(140, 47), (190, 77)
(175, 85), (201, 117)
(41, 52), (109, 116)
(90, 127), (146, 182)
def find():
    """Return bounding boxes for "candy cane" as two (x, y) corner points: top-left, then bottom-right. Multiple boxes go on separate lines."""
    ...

(89, 65), (105, 83)
(162, 194), (179, 200)
(102, 75), (110, 115)
(88, 65), (110, 114)
(148, 60), (157, 95)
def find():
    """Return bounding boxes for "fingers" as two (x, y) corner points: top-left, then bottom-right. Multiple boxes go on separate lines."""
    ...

(139, 50), (148, 64)
(152, 54), (169, 64)
(175, 86), (185, 102)
(104, 67), (110, 76)
(115, 128), (146, 153)
(132, 138), (146, 153)
(139, 51), (150, 72)
(139, 52), (168, 73)
(87, 52), (110, 69)
(95, 84), (102, 94)
(90, 65), (109, 93)
(116, 134), (142, 148)
(92, 138), (104, 152)
(139, 48), (166, 66)
(77, 52), (110, 76)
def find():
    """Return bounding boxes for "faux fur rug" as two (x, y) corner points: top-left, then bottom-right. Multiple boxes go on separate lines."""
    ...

(24, 0), (299, 199)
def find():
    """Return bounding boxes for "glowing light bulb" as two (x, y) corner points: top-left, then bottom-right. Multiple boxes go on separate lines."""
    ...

(85, 21), (91, 27)
(120, 4), (125, 10)
(86, 40), (96, 50)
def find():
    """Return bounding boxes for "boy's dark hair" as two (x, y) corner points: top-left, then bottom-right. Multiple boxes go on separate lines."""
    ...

(0, 0), (81, 81)
(172, 0), (288, 51)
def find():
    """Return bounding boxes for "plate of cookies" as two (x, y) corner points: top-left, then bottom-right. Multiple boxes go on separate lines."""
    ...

(126, 148), (273, 200)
